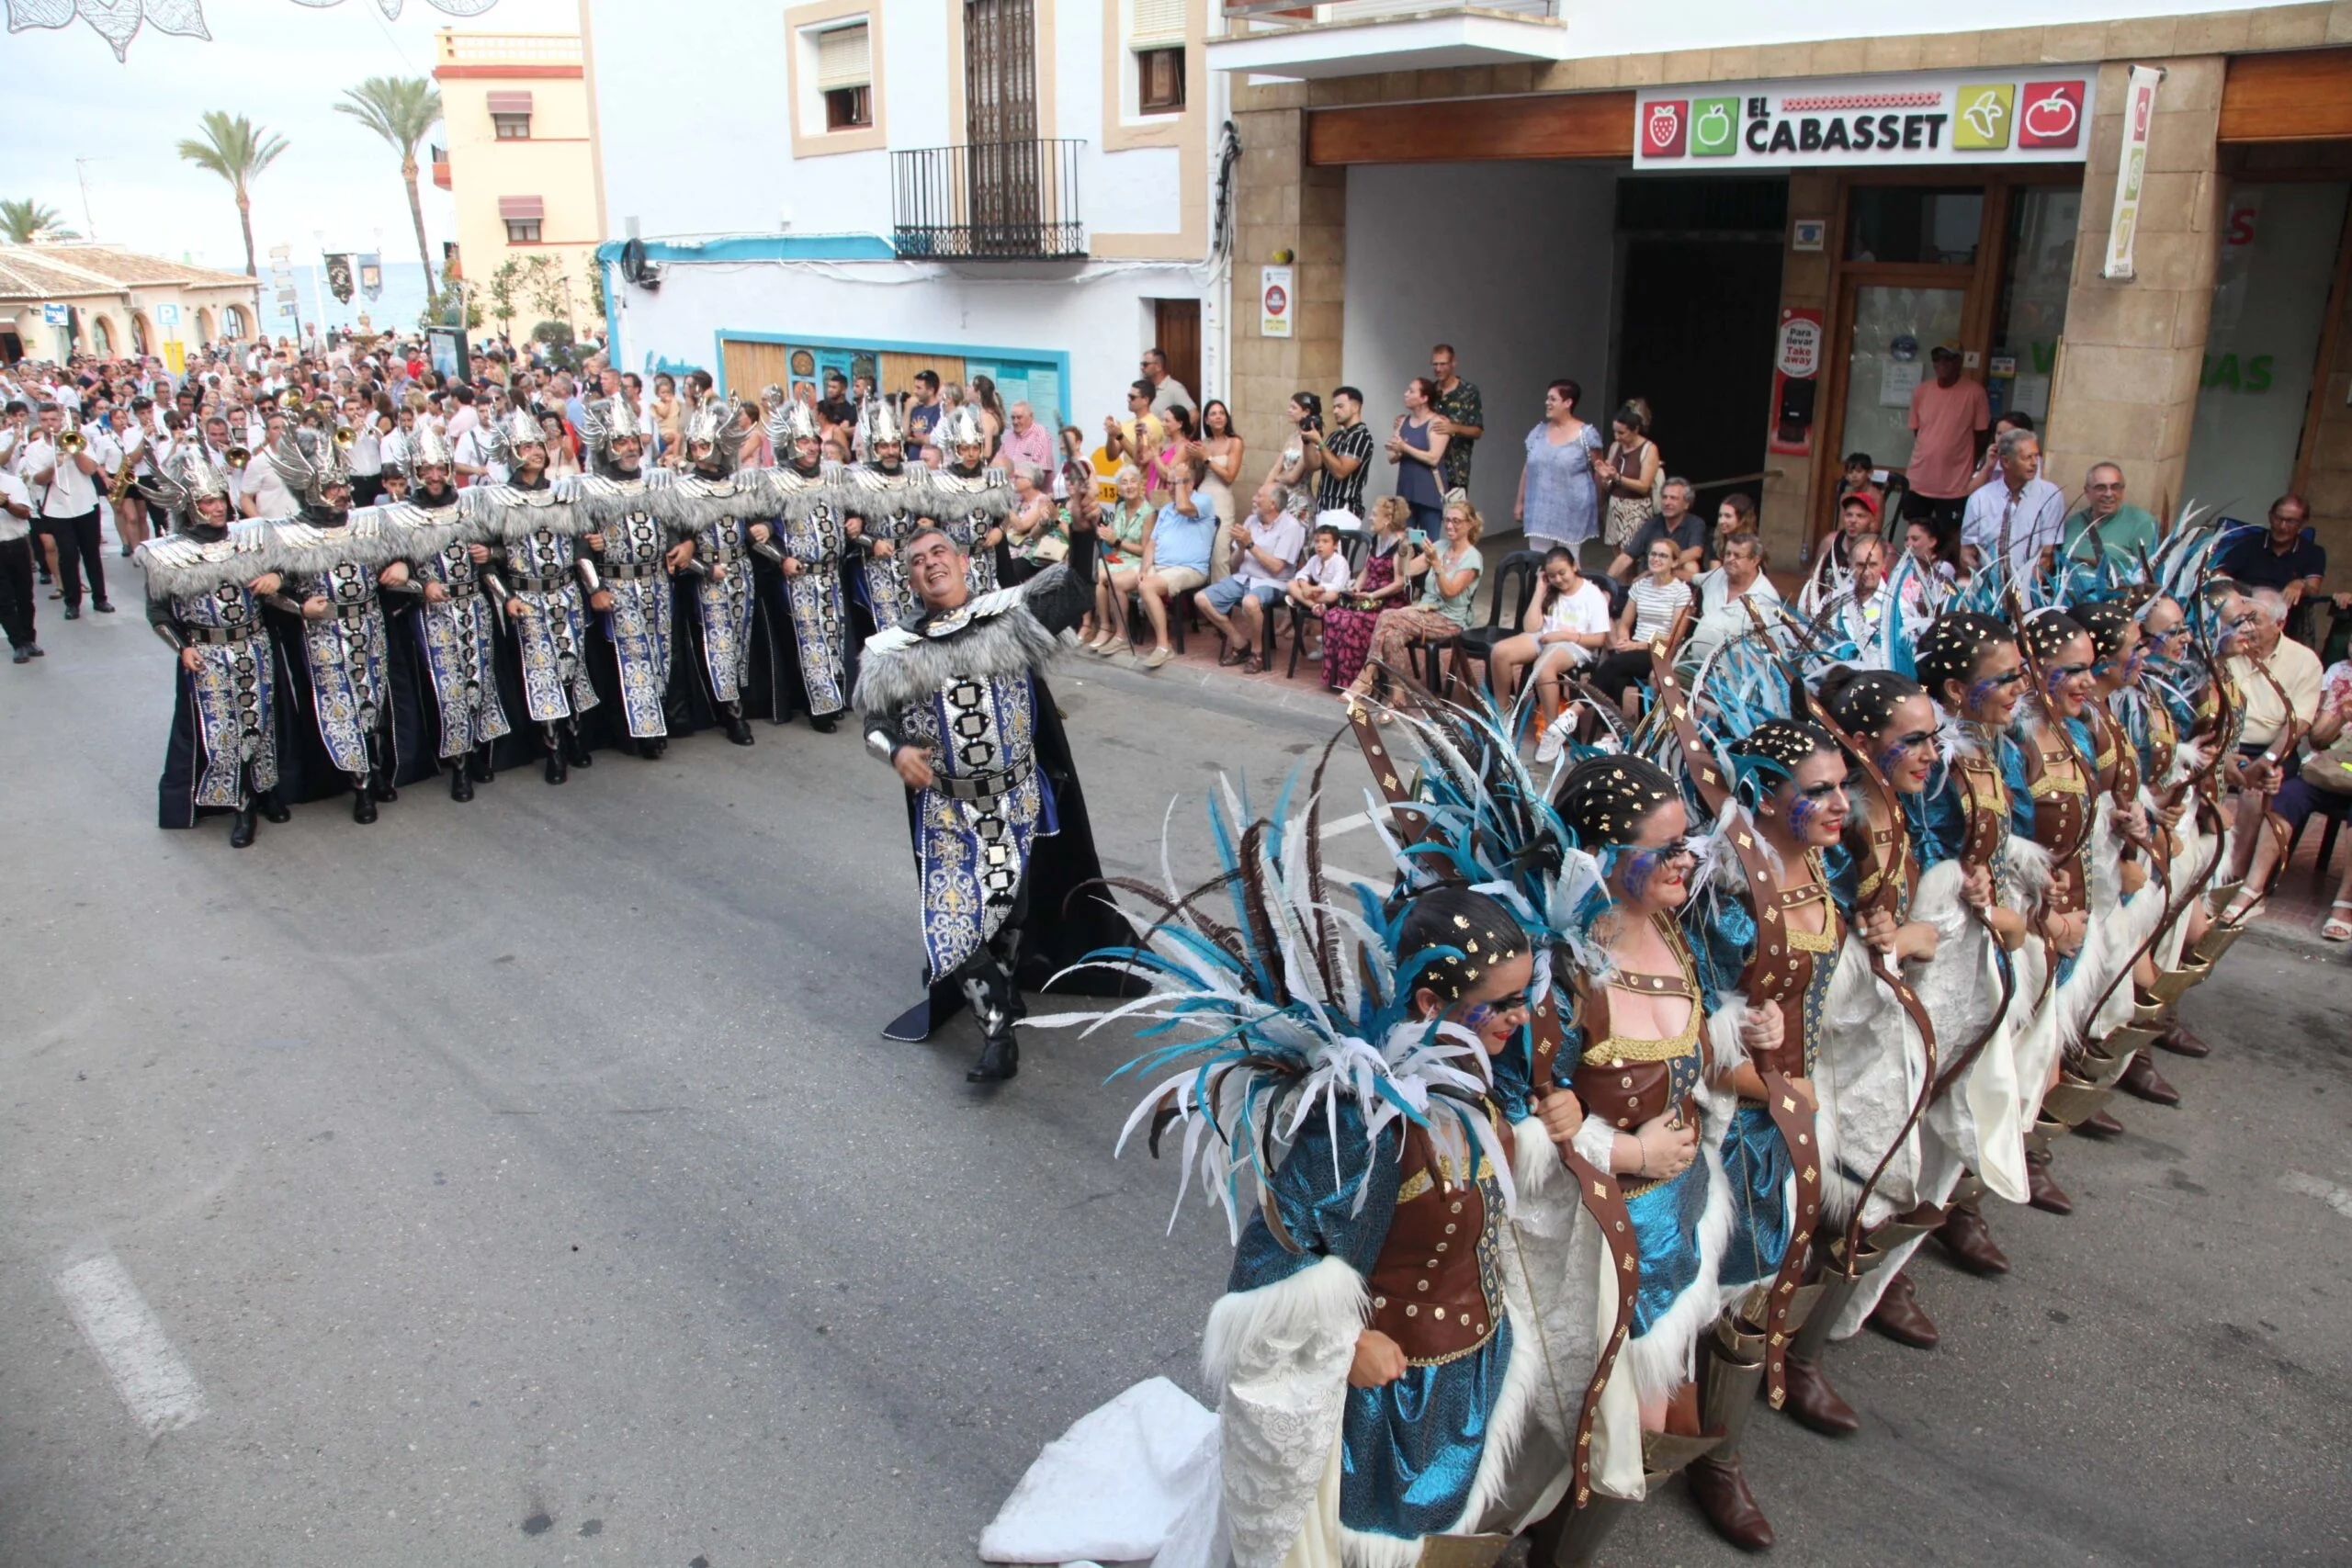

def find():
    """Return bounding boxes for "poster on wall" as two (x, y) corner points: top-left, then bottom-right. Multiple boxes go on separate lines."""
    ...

(1634, 69), (2094, 171)
(1768, 307), (1823, 457)
(2102, 65), (2165, 280)
(1260, 265), (1294, 339)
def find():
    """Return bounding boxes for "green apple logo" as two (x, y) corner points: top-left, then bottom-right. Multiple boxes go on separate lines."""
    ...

(1693, 99), (1735, 154)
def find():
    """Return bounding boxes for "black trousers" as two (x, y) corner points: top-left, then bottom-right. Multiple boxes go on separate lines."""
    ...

(39, 508), (107, 609)
(0, 536), (35, 649)
(1592, 647), (1653, 704)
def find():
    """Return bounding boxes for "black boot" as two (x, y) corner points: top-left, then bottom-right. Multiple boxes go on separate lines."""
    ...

(229, 807), (258, 848)
(367, 739), (398, 801)
(469, 746), (494, 784)
(725, 705), (754, 746)
(960, 960), (1022, 1084)
(562, 722), (594, 768)
(641, 735), (667, 760)
(543, 726), (568, 784)
(254, 788), (290, 823)
(450, 761), (474, 802)
(351, 773), (378, 824)
(809, 712), (838, 734)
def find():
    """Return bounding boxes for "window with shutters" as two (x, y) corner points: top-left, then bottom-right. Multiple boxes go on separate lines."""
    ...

(1131, 0), (1185, 114)
(492, 112), (532, 140)
(788, 5), (885, 155)
(817, 23), (872, 128)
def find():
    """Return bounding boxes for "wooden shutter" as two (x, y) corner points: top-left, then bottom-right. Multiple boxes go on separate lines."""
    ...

(1131, 0), (1184, 48)
(817, 23), (871, 91)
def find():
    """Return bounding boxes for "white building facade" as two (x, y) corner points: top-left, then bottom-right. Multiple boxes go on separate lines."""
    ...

(582, 0), (1229, 434)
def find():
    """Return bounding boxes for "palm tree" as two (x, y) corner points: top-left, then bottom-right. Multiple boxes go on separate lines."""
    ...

(0, 199), (78, 244)
(176, 111), (288, 278)
(334, 75), (443, 297)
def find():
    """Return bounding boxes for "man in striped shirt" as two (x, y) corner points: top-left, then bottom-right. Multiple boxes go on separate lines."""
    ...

(1313, 386), (1374, 523)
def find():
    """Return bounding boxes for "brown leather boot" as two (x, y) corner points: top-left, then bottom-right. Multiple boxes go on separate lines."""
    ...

(2117, 1053), (2181, 1107)
(2154, 1017), (2211, 1057)
(1865, 1269), (1939, 1349)
(2026, 1147), (2073, 1215)
(1781, 1352), (1860, 1436)
(1686, 1456), (1775, 1551)
(1933, 1207), (2009, 1276)
(2075, 1107), (2127, 1139)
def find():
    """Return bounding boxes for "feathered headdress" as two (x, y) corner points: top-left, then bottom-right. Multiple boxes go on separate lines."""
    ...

(767, 394), (820, 454)
(937, 403), (987, 454)
(681, 396), (742, 471)
(266, 425), (352, 510)
(1033, 750), (1520, 1237)
(401, 423), (456, 485)
(136, 446), (233, 516)
(856, 396), (904, 458)
(575, 397), (642, 478)
(486, 409), (548, 470)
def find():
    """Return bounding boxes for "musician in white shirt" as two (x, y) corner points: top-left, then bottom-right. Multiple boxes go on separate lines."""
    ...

(21, 401), (119, 616)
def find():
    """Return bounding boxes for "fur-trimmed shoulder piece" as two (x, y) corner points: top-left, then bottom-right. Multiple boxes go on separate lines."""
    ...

(852, 591), (1060, 716)
(135, 519), (277, 600)
(568, 472), (663, 530)
(268, 513), (410, 576)
(464, 483), (586, 541)
(922, 468), (1015, 521)
(378, 498), (475, 560)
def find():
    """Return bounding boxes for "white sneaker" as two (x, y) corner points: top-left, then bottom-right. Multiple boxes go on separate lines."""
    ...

(1534, 714), (1571, 764)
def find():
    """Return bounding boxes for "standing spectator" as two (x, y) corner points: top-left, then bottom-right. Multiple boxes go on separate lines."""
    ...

(445, 383), (481, 448)
(1904, 346), (1990, 535)
(1611, 476), (1708, 583)
(1315, 386), (1374, 525)
(1140, 346), (1193, 421)
(1385, 378), (1450, 536)
(970, 375), (1008, 455)
(650, 374), (684, 460)
(1592, 536), (1693, 719)
(999, 400), (1054, 477)
(0, 456), (38, 661)
(906, 370), (944, 451)
(1428, 344), (1483, 493)
(1265, 391), (1322, 490)
(2062, 462), (2160, 568)
(816, 371), (856, 442)
(23, 404), (118, 618)
(345, 395), (384, 506)
(1836, 451), (1879, 508)
(1195, 399), (1246, 576)
(1594, 399), (1662, 552)
(2217, 494), (2328, 620)
(1517, 378), (1603, 554)
(1961, 427), (2065, 581)
(1133, 457), (1218, 669)
(1321, 496), (1417, 694)
(1283, 522), (1354, 660)
(1344, 496), (1485, 705)
(1198, 481), (1307, 674)
(1493, 546), (1611, 759)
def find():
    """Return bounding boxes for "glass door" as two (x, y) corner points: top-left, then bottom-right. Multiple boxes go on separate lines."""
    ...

(1840, 284), (1969, 476)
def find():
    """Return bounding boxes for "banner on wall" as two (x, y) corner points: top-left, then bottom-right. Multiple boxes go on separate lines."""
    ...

(1260, 265), (1294, 339)
(2102, 65), (2165, 280)
(1768, 308), (1824, 457)
(1634, 69), (2094, 171)
(358, 254), (383, 301)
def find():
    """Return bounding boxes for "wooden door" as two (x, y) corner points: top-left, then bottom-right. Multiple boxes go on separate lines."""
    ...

(964, 0), (1039, 254)
(719, 338), (792, 400)
(1154, 299), (1201, 409)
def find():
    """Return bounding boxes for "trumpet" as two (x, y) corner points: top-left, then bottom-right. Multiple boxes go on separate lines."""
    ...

(334, 424), (357, 449)
(226, 443), (251, 467)
(277, 388), (306, 412)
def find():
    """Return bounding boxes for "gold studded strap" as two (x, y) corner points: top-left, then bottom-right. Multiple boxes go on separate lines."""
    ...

(1347, 700), (1432, 846)
(1753, 1069), (1823, 1413)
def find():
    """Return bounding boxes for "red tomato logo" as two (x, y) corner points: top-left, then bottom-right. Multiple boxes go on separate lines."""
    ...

(2018, 82), (2084, 149)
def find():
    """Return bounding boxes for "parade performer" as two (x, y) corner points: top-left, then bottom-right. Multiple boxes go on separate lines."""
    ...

(757, 396), (855, 733)
(2121, 589), (2226, 1060)
(385, 425), (509, 799)
(838, 400), (928, 632)
(133, 449), (290, 845)
(658, 395), (776, 742)
(852, 510), (1127, 1082)
(571, 405), (675, 758)
(468, 411), (599, 783)
(266, 426), (414, 824)
(924, 404), (1014, 595)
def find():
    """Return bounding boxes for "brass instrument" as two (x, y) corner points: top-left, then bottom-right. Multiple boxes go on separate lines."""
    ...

(57, 426), (85, 456)
(109, 453), (140, 503)
(277, 388), (306, 412)
(334, 424), (357, 449)
(226, 443), (251, 467)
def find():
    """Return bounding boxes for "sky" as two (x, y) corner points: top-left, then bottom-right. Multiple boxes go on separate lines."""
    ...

(3, 0), (582, 276)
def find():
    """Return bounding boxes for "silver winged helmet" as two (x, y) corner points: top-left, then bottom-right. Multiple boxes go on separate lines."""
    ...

(576, 397), (644, 478)
(856, 396), (905, 464)
(401, 423), (458, 491)
(766, 394), (822, 469)
(267, 424), (355, 513)
(487, 409), (550, 473)
(139, 446), (235, 526)
(681, 395), (743, 475)
(937, 403), (988, 464)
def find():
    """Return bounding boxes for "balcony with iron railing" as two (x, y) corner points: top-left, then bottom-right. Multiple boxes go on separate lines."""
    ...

(1209, 0), (1570, 80)
(890, 140), (1086, 262)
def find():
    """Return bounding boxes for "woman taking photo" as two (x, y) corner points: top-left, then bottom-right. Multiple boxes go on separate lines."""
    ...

(1263, 390), (1321, 491)
(1319, 495), (1416, 694)
(1596, 398), (1663, 552)
(1385, 378), (1450, 536)
(1517, 377), (1604, 553)
(1342, 495), (1483, 707)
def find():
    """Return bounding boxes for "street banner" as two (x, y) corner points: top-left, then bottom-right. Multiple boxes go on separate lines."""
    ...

(325, 254), (356, 303)
(358, 254), (383, 301)
(2102, 65), (2165, 281)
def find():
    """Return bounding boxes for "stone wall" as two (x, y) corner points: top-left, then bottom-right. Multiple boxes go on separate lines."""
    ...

(1227, 88), (1346, 485)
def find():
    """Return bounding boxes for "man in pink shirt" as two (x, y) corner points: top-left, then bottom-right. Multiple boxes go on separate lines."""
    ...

(998, 400), (1054, 476)
(1903, 345), (1989, 537)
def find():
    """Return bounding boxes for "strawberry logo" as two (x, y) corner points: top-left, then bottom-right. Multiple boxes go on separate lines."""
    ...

(1645, 101), (1687, 158)
(2018, 82), (2084, 149)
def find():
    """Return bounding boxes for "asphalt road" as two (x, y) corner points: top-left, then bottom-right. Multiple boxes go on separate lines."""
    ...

(3, 599), (2348, 1568)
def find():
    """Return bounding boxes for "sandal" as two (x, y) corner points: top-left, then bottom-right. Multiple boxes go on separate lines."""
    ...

(2220, 889), (2267, 928)
(2324, 900), (2352, 942)
(1243, 652), (1265, 674)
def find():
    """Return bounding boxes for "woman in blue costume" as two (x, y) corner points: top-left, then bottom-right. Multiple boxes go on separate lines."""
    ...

(2116, 592), (2222, 1058)
(1679, 717), (1853, 1552)
(2003, 609), (2102, 1217)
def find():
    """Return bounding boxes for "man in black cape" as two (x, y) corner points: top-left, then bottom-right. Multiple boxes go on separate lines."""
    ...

(853, 501), (1135, 1083)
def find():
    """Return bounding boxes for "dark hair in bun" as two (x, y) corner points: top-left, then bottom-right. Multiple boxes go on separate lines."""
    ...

(1816, 664), (1926, 735)
(2020, 608), (2087, 663)
(1917, 612), (2017, 700)
(1396, 886), (1529, 1006)
(2074, 600), (2134, 661)
(1554, 753), (1679, 848)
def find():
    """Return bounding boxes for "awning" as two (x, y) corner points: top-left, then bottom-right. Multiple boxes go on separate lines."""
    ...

(486, 91), (535, 115)
(497, 196), (545, 220)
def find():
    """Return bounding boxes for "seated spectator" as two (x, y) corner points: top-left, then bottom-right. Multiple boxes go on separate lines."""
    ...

(2298, 658), (2352, 941)
(1135, 456), (1218, 671)
(2061, 462), (2160, 569)
(1591, 537), (1694, 720)
(1491, 546), (1612, 761)
(2220, 586), (2332, 923)
(1610, 476), (1708, 583)
(1799, 489), (1885, 614)
(1341, 496), (1486, 706)
(1836, 451), (1877, 507)
(1003, 465), (1066, 585)
(1321, 496), (1418, 694)
(1000, 400), (1055, 477)
(1084, 466), (1155, 653)
(1683, 529), (1783, 669)
(1897, 514), (1962, 613)
(1965, 407), (2035, 495)
(1830, 535), (1895, 651)
(1284, 523), (1355, 660)
(2217, 494), (2328, 632)
(1708, 491), (1757, 571)
(1199, 482), (1308, 674)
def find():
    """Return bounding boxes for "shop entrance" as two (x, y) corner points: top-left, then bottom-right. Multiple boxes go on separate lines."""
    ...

(1816, 173), (2081, 541)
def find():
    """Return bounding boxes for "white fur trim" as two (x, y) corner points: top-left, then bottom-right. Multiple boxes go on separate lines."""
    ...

(1511, 1114), (1567, 1201)
(1569, 1114), (1619, 1173)
(1618, 1134), (1735, 1409)
(1204, 1256), (1367, 1394)
(1704, 990), (1752, 1081)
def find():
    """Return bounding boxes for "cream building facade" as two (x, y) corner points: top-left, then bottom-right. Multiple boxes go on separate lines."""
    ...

(0, 243), (259, 367)
(435, 28), (605, 335)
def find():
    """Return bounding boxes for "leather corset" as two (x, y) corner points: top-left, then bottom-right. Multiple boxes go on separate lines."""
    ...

(2026, 734), (2090, 914)
(1572, 918), (1702, 1135)
(1366, 1121), (1503, 1366)
(1736, 860), (1837, 1078)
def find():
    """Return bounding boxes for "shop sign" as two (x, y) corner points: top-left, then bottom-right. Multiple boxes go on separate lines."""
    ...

(1768, 308), (1823, 457)
(1260, 265), (1293, 340)
(1634, 70), (2095, 171)
(42, 302), (69, 326)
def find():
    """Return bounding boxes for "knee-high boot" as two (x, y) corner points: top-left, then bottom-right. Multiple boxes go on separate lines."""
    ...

(1685, 1313), (1773, 1552)
(1781, 1260), (1863, 1437)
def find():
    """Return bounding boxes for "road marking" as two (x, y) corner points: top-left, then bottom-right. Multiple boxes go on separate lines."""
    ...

(54, 1253), (207, 1438)
(1319, 809), (1373, 839)
(2280, 1171), (2352, 1221)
